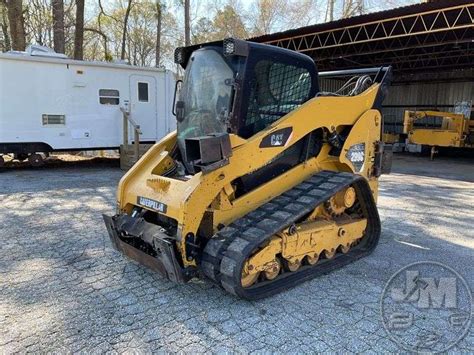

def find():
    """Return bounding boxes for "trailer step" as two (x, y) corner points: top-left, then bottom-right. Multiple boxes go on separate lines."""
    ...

(120, 143), (154, 170)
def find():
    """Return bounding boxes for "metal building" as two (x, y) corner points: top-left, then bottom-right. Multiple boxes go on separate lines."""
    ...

(251, 0), (473, 133)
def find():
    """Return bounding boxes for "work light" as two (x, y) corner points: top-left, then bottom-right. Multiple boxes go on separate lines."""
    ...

(222, 38), (249, 57)
(174, 47), (185, 65)
(223, 39), (235, 55)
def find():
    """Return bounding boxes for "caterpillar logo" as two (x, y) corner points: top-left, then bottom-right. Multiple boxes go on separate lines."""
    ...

(270, 133), (284, 146)
(137, 196), (167, 213)
(259, 127), (293, 148)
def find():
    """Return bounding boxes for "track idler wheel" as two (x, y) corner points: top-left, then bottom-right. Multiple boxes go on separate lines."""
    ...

(241, 269), (259, 288)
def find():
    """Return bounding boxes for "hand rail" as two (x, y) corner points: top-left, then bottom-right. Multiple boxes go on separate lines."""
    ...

(120, 106), (141, 164)
(120, 107), (142, 133)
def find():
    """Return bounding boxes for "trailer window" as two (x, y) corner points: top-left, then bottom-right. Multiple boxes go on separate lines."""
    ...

(99, 89), (120, 105)
(138, 82), (149, 102)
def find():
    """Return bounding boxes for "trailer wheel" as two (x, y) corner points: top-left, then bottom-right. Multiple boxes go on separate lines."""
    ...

(28, 153), (44, 167)
(15, 153), (28, 161)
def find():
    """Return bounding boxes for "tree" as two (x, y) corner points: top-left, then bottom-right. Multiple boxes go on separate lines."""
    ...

(73, 0), (84, 59)
(87, 0), (112, 61)
(212, 4), (247, 39)
(121, 0), (133, 60)
(282, 0), (321, 29)
(191, 17), (213, 44)
(127, 1), (156, 66)
(52, 0), (65, 53)
(155, 1), (163, 66)
(0, 1), (11, 51)
(342, 0), (364, 18)
(251, 0), (288, 36)
(84, 26), (110, 60)
(326, 0), (335, 22)
(184, 0), (190, 45)
(4, 0), (26, 51)
(23, 0), (53, 48)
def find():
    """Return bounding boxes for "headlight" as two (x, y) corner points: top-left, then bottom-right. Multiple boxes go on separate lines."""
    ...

(222, 38), (249, 57)
(346, 143), (365, 171)
(174, 47), (185, 64)
(223, 39), (235, 55)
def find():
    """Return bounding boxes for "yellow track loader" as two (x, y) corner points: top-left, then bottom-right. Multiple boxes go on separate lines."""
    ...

(103, 38), (392, 299)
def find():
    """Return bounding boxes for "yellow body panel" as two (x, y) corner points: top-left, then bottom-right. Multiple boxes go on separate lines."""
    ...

(116, 84), (383, 266)
(409, 130), (463, 147)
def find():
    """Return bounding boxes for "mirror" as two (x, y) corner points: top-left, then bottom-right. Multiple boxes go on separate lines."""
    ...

(172, 79), (183, 117)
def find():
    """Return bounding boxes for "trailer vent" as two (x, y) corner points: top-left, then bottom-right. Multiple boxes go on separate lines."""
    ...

(42, 114), (66, 125)
(99, 89), (120, 105)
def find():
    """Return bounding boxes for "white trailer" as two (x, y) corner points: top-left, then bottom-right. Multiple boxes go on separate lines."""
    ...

(0, 45), (176, 166)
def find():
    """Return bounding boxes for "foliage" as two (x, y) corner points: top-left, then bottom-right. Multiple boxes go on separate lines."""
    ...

(0, 0), (419, 68)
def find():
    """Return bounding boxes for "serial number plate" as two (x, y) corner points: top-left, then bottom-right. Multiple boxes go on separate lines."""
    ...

(137, 196), (167, 213)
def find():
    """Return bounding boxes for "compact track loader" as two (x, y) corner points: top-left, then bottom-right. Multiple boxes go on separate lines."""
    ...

(103, 38), (392, 299)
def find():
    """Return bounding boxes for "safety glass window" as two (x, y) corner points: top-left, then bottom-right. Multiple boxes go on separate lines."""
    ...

(243, 61), (310, 137)
(138, 82), (149, 102)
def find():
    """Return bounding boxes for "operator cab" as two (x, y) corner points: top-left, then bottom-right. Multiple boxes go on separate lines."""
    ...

(174, 38), (319, 173)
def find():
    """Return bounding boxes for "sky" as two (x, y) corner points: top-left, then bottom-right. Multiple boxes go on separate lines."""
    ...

(85, 0), (422, 36)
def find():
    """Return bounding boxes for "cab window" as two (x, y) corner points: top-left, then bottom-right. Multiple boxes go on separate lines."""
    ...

(241, 60), (311, 138)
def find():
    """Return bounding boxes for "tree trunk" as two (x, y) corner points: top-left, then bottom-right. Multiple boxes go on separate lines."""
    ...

(184, 0), (190, 46)
(326, 0), (334, 22)
(73, 0), (84, 59)
(84, 27), (108, 60)
(97, 0), (110, 61)
(5, 0), (25, 51)
(155, 1), (162, 67)
(0, 2), (11, 51)
(120, 0), (133, 60)
(52, 0), (65, 53)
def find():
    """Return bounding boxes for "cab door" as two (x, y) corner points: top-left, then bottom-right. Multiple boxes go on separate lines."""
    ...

(129, 75), (157, 141)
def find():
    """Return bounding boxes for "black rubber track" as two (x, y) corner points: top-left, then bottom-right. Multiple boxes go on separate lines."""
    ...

(200, 170), (381, 300)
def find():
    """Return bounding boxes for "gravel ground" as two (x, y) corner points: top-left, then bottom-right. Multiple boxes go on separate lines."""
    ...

(0, 154), (472, 353)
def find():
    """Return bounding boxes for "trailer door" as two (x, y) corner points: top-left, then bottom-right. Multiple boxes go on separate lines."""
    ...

(130, 75), (157, 141)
